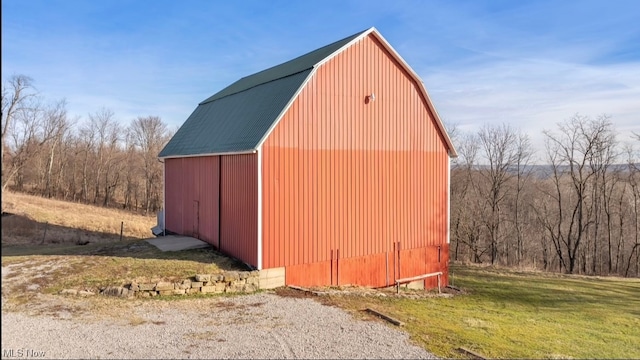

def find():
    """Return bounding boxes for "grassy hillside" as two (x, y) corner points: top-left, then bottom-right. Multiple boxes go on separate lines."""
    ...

(2, 191), (156, 244)
(325, 265), (640, 359)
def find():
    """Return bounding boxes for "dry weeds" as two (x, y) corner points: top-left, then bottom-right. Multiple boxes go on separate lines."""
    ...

(2, 191), (155, 244)
(1, 191), (248, 319)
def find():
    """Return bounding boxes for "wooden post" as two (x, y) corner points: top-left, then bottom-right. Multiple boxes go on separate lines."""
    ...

(330, 249), (333, 286)
(41, 222), (49, 244)
(385, 251), (389, 287)
(336, 249), (340, 286)
(120, 221), (124, 241)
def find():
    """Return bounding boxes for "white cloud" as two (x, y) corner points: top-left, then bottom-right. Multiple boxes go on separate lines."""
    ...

(422, 57), (640, 157)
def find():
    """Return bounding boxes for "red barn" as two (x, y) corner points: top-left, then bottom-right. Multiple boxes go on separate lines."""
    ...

(158, 27), (457, 289)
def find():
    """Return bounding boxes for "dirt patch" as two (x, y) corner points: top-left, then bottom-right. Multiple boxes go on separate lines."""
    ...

(274, 287), (319, 298)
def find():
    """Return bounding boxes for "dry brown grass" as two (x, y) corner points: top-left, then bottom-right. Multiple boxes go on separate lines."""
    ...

(2, 191), (155, 244)
(1, 191), (248, 316)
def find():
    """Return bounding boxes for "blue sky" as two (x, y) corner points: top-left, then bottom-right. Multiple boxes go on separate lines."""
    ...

(2, 0), (639, 155)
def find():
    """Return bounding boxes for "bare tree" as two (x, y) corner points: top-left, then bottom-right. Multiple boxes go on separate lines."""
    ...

(581, 115), (617, 274)
(531, 194), (553, 270)
(614, 179), (629, 274)
(450, 132), (484, 262)
(1, 75), (36, 195)
(53, 128), (79, 200)
(78, 119), (97, 202)
(1, 93), (64, 192)
(62, 133), (84, 201)
(40, 100), (73, 198)
(512, 132), (534, 266)
(76, 108), (121, 204)
(477, 123), (520, 265)
(624, 133), (640, 276)
(129, 116), (169, 213)
(122, 130), (143, 210)
(542, 114), (614, 273)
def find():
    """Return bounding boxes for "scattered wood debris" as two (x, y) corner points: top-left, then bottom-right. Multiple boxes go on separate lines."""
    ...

(365, 308), (404, 326)
(458, 347), (486, 359)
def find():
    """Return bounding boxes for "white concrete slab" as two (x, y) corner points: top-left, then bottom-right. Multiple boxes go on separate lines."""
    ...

(145, 235), (211, 252)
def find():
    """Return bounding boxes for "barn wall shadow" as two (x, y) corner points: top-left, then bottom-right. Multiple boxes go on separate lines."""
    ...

(1, 213), (248, 271)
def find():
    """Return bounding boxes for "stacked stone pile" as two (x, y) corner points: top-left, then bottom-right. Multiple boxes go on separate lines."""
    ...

(61, 270), (261, 298)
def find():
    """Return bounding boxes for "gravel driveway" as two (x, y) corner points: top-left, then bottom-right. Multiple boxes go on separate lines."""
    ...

(2, 265), (436, 359)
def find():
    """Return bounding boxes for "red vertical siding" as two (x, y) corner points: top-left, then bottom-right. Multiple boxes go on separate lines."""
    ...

(197, 156), (220, 245)
(164, 154), (258, 268)
(220, 154), (259, 267)
(164, 157), (220, 246)
(165, 158), (184, 235)
(261, 33), (450, 287)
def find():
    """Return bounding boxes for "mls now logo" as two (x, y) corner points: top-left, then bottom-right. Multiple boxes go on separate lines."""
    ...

(2, 348), (46, 357)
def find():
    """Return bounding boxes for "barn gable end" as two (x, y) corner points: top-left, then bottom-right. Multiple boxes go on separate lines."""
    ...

(260, 32), (451, 287)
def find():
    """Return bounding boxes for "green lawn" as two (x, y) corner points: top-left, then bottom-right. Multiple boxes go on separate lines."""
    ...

(328, 265), (640, 359)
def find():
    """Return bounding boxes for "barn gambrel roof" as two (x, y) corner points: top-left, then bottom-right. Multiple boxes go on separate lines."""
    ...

(159, 27), (457, 159)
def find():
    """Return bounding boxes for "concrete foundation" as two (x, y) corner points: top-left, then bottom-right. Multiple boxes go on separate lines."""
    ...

(259, 267), (286, 289)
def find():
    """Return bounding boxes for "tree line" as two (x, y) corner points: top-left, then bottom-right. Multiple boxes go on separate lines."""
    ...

(3, 74), (639, 277)
(449, 117), (639, 277)
(2, 75), (172, 214)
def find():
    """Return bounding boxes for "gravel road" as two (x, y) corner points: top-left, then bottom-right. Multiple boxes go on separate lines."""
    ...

(2, 284), (437, 359)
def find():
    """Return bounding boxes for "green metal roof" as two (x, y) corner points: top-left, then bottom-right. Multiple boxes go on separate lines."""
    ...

(159, 29), (368, 158)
